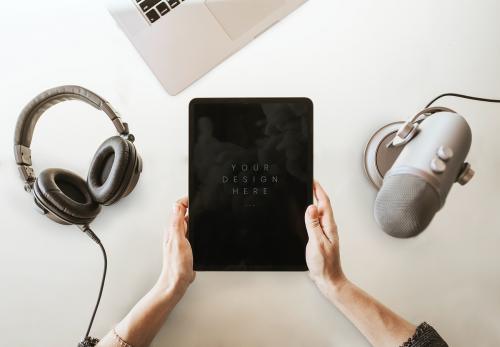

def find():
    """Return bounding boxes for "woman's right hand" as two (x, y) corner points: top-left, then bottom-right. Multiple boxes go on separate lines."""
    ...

(305, 181), (347, 297)
(304, 182), (425, 347)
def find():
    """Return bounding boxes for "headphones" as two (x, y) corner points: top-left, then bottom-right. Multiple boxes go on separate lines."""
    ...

(14, 85), (142, 226)
(14, 85), (143, 346)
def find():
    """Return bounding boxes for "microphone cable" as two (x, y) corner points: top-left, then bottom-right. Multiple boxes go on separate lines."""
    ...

(78, 225), (108, 347)
(426, 93), (500, 108)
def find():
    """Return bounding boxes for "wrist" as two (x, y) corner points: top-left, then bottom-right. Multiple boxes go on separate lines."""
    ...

(153, 275), (189, 302)
(324, 275), (351, 304)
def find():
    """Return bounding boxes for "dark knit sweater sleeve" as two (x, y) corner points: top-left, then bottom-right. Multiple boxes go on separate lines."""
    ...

(78, 337), (99, 347)
(400, 322), (448, 347)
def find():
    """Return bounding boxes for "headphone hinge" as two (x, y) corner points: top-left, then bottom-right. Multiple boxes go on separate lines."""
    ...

(112, 118), (128, 135)
(18, 166), (35, 191)
(120, 123), (135, 142)
(15, 145), (35, 191)
(14, 145), (32, 166)
(102, 100), (132, 140)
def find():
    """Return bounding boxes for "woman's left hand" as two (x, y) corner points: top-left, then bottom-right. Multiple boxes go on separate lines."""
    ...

(158, 197), (196, 298)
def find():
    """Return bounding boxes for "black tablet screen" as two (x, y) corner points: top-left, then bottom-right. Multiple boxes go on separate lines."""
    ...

(189, 98), (313, 271)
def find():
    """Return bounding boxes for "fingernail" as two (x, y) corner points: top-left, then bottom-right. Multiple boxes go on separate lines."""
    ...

(172, 203), (180, 215)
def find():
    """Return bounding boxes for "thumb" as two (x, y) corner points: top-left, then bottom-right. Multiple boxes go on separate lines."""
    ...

(170, 202), (187, 239)
(305, 205), (326, 242)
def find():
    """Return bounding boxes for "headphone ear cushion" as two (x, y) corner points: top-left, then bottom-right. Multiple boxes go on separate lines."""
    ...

(34, 169), (101, 225)
(88, 136), (138, 205)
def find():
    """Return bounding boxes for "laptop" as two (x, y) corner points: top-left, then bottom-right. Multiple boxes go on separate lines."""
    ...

(107, 0), (308, 95)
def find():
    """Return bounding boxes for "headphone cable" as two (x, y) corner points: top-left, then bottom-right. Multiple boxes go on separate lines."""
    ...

(426, 93), (500, 108)
(78, 226), (108, 347)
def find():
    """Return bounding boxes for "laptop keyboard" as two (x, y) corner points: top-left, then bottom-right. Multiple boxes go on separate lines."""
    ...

(135, 0), (185, 24)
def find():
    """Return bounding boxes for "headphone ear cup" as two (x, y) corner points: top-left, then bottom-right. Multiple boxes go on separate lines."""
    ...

(87, 136), (141, 206)
(34, 169), (101, 225)
(118, 152), (142, 199)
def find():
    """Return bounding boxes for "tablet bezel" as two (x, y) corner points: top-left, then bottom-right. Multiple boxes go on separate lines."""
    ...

(188, 97), (313, 271)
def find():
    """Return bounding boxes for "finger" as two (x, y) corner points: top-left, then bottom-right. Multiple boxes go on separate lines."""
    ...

(313, 181), (332, 214)
(177, 197), (189, 235)
(305, 205), (328, 243)
(177, 197), (189, 231)
(170, 201), (188, 239)
(177, 197), (188, 209)
(313, 181), (337, 241)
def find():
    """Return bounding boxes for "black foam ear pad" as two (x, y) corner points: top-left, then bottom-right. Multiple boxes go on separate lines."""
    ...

(34, 169), (101, 225)
(87, 136), (140, 205)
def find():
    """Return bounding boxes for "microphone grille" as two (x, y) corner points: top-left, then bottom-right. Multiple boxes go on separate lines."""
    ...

(374, 174), (441, 238)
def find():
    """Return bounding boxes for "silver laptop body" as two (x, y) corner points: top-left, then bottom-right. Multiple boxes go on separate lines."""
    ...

(107, 0), (307, 95)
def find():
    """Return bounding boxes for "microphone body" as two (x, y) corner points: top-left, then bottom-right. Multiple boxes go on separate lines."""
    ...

(374, 112), (472, 238)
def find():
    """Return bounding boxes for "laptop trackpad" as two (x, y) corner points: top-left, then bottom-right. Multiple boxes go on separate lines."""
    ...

(206, 0), (286, 40)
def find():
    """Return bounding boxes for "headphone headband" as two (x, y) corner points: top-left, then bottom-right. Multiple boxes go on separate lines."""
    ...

(14, 85), (130, 184)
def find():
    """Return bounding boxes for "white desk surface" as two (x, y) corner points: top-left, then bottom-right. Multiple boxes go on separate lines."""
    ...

(1, 1), (500, 346)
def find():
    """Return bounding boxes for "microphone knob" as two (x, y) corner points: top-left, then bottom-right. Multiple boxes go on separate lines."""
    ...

(457, 163), (475, 185)
(430, 157), (447, 174)
(437, 145), (454, 161)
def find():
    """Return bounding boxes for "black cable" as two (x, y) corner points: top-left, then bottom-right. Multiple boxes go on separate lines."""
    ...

(425, 93), (500, 108)
(80, 226), (107, 343)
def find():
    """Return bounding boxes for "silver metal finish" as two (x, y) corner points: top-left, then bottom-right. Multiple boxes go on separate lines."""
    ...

(384, 112), (472, 204)
(364, 122), (406, 189)
(390, 106), (456, 147)
(391, 122), (419, 147)
(107, 0), (308, 95)
(373, 110), (473, 237)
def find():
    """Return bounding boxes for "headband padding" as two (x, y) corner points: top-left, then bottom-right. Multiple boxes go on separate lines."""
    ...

(88, 136), (137, 205)
(34, 169), (101, 225)
(14, 85), (119, 148)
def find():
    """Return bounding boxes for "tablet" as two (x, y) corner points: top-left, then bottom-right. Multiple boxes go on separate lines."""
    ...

(189, 98), (313, 271)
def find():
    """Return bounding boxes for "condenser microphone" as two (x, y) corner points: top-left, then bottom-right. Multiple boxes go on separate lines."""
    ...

(365, 108), (474, 238)
(364, 93), (500, 237)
